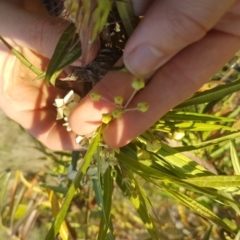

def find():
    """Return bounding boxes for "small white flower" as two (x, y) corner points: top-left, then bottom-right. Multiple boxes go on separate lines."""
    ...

(86, 166), (98, 176)
(67, 164), (78, 180)
(75, 135), (89, 148)
(101, 160), (110, 174)
(54, 90), (80, 120)
(63, 122), (72, 131)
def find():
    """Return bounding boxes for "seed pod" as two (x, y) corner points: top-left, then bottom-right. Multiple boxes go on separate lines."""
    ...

(64, 0), (113, 65)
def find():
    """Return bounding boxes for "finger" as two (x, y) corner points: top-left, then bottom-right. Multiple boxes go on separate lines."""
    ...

(24, 110), (81, 151)
(123, 0), (236, 77)
(15, 108), (80, 150)
(104, 30), (240, 148)
(69, 17), (240, 148)
(68, 70), (135, 136)
(0, 1), (99, 65)
(1, 77), (81, 150)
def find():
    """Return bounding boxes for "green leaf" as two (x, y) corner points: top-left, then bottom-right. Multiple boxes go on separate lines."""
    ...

(184, 175), (240, 189)
(234, 229), (240, 240)
(118, 149), (239, 208)
(116, 168), (159, 240)
(163, 186), (235, 232)
(45, 129), (101, 240)
(0, 36), (42, 76)
(155, 143), (210, 177)
(154, 121), (235, 132)
(175, 79), (240, 108)
(174, 131), (240, 152)
(41, 185), (68, 195)
(161, 111), (235, 122)
(45, 23), (81, 85)
(96, 168), (114, 240)
(202, 225), (212, 240)
(117, 150), (181, 182)
(71, 151), (80, 171)
(116, 0), (138, 38)
(230, 140), (240, 175)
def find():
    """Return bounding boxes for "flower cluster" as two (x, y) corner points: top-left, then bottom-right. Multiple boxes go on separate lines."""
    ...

(90, 77), (149, 124)
(54, 75), (150, 187)
(64, 145), (118, 186)
(53, 90), (80, 131)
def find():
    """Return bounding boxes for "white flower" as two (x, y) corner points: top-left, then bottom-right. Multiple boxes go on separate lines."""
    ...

(67, 164), (78, 180)
(75, 135), (89, 149)
(86, 166), (98, 176)
(54, 90), (80, 120)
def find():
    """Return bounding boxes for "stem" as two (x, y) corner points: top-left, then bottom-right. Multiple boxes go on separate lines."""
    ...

(124, 89), (137, 108)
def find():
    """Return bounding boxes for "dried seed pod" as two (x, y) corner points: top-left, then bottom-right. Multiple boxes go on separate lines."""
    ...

(64, 0), (113, 65)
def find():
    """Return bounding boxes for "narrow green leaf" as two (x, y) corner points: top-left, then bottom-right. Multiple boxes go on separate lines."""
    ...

(161, 111), (235, 122)
(163, 186), (234, 232)
(117, 168), (159, 240)
(154, 121), (235, 132)
(175, 79), (240, 108)
(45, 23), (81, 85)
(157, 143), (210, 177)
(175, 122), (235, 131)
(184, 175), (240, 188)
(117, 150), (181, 182)
(220, 192), (240, 216)
(136, 136), (209, 177)
(234, 229), (240, 240)
(34, 71), (46, 80)
(96, 168), (114, 240)
(0, 36), (42, 75)
(230, 140), (240, 175)
(116, 0), (138, 38)
(202, 225), (212, 240)
(41, 185), (68, 195)
(118, 151), (239, 208)
(71, 151), (80, 171)
(174, 131), (240, 152)
(45, 129), (101, 240)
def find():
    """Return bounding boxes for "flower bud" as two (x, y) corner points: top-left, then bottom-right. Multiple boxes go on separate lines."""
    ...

(112, 109), (124, 119)
(137, 102), (149, 112)
(132, 78), (145, 91)
(114, 96), (124, 105)
(101, 114), (112, 124)
(146, 139), (161, 153)
(172, 129), (185, 141)
(90, 92), (101, 101)
(137, 149), (150, 160)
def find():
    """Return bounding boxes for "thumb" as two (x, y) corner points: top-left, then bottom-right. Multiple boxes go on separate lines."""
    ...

(123, 0), (235, 77)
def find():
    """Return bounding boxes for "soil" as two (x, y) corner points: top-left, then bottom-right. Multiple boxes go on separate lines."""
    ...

(0, 110), (46, 173)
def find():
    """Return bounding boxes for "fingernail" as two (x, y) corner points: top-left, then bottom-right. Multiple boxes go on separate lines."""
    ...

(125, 45), (165, 76)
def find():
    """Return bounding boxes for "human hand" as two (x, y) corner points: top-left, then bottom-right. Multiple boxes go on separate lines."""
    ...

(69, 0), (240, 148)
(0, 0), (99, 150)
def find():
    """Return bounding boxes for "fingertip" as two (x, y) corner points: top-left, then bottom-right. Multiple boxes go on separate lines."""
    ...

(68, 96), (105, 136)
(124, 44), (165, 77)
(102, 116), (135, 149)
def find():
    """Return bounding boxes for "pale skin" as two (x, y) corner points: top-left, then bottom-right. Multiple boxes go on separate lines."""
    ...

(0, 0), (240, 150)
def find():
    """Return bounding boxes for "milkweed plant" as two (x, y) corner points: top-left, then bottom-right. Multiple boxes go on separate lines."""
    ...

(1, 1), (240, 239)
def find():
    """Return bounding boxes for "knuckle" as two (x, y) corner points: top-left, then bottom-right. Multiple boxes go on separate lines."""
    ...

(168, 10), (208, 45)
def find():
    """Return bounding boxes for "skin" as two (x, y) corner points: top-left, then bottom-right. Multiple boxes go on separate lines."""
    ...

(1, 0), (240, 150)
